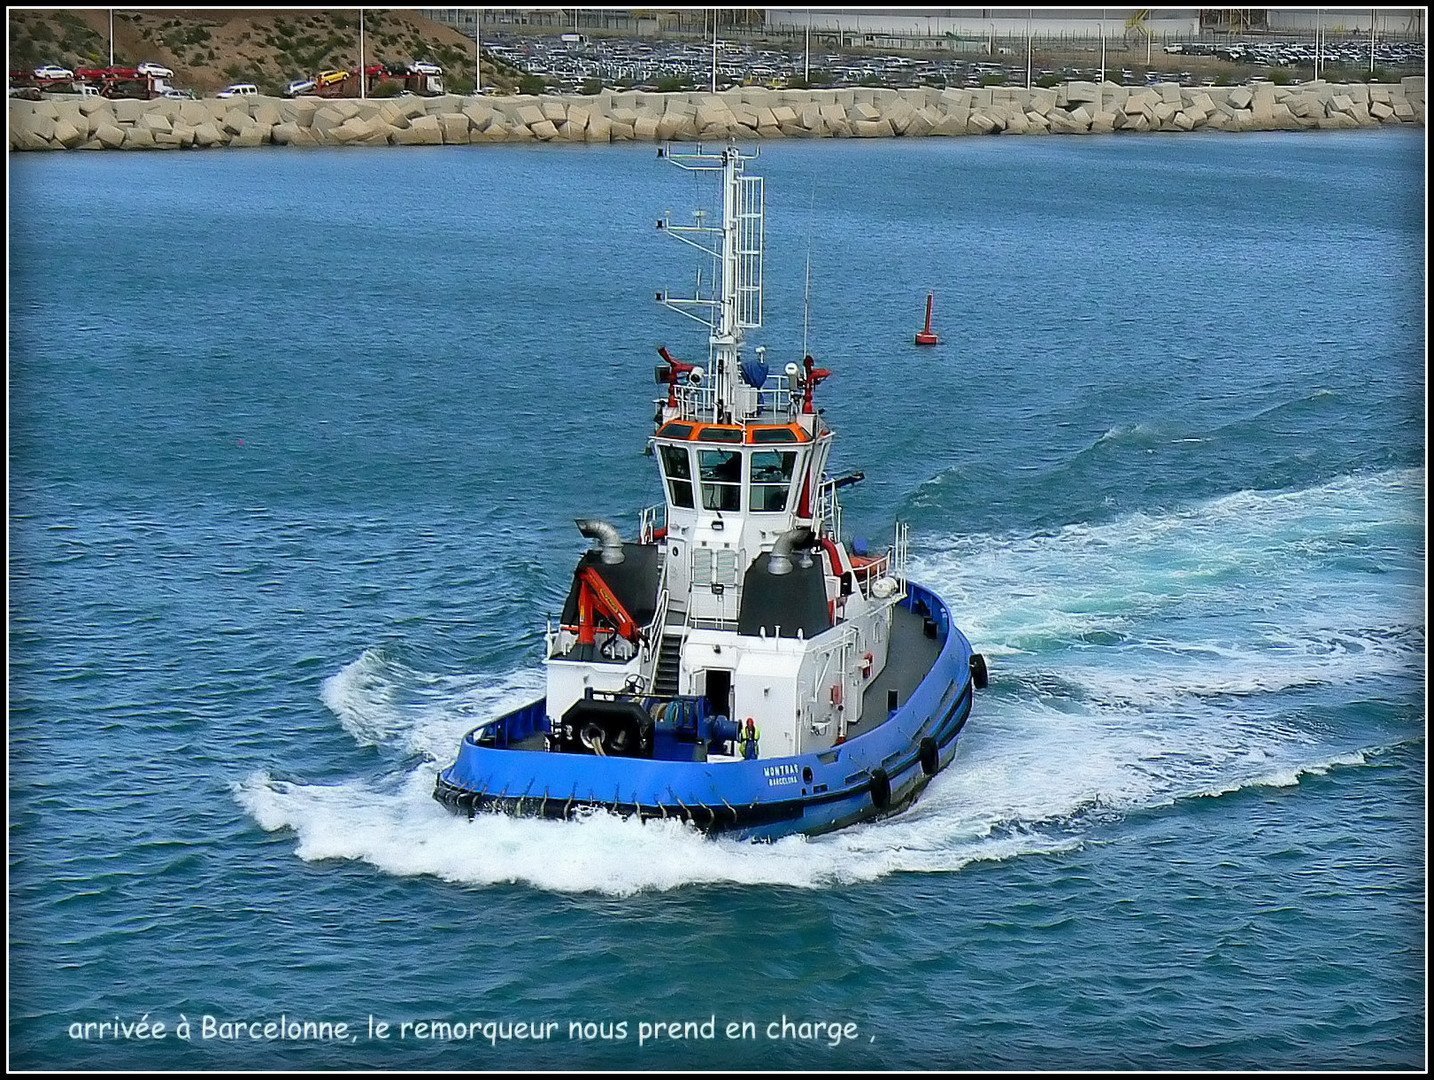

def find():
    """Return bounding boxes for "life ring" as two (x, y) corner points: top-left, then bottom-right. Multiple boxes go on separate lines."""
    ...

(970, 653), (989, 690)
(869, 767), (891, 810)
(919, 736), (939, 776)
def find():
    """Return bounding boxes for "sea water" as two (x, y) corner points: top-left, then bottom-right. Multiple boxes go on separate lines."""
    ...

(8, 130), (1425, 1070)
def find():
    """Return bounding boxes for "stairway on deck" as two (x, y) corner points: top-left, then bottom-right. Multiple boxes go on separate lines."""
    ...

(653, 632), (683, 697)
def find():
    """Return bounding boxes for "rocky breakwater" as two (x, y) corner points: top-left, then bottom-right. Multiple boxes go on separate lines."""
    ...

(9, 79), (1425, 151)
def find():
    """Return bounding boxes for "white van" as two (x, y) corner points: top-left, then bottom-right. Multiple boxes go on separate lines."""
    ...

(218, 82), (258, 98)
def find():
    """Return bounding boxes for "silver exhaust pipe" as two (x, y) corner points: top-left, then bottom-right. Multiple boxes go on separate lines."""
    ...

(575, 518), (626, 565)
(767, 526), (814, 576)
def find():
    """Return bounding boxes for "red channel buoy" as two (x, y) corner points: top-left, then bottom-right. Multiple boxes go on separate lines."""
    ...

(914, 291), (939, 346)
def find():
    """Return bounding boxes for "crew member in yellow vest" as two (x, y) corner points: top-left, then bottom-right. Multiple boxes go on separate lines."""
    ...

(738, 717), (760, 760)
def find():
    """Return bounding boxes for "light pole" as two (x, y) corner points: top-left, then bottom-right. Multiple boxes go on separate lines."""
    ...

(359, 7), (365, 99)
(804, 9), (809, 83)
(476, 7), (482, 93)
(1026, 9), (1032, 89)
(1100, 9), (1106, 84)
(108, 8), (114, 67)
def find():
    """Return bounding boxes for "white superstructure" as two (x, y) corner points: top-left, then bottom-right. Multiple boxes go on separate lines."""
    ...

(542, 144), (908, 760)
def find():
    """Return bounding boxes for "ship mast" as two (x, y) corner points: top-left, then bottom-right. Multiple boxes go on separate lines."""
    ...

(657, 144), (763, 424)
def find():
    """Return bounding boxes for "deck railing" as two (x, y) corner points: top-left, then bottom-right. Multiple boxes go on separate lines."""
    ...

(660, 374), (801, 426)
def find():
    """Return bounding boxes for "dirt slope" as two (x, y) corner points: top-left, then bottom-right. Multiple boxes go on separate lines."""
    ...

(8, 8), (522, 95)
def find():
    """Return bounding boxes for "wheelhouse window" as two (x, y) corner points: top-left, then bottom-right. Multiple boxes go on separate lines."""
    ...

(751, 425), (802, 443)
(659, 444), (695, 508)
(698, 448), (743, 512)
(750, 450), (797, 511)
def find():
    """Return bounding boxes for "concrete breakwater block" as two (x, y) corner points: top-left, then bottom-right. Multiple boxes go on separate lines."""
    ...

(8, 82), (1425, 153)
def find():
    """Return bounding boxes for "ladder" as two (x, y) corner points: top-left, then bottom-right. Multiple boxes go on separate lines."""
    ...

(652, 632), (683, 697)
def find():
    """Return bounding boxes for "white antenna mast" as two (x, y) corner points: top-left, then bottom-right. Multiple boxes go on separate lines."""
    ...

(656, 144), (764, 422)
(802, 183), (816, 357)
(802, 253), (812, 358)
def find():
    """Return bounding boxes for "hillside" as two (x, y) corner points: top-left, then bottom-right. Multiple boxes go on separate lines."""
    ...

(7, 8), (524, 95)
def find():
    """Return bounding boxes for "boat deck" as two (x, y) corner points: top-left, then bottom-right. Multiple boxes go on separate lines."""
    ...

(497, 600), (941, 755)
(846, 601), (943, 741)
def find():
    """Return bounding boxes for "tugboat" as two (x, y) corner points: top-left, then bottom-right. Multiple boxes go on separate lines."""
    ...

(434, 144), (987, 841)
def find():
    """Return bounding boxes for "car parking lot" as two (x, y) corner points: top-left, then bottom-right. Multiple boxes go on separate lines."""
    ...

(482, 29), (1424, 93)
(1165, 36), (1424, 70)
(484, 33), (1035, 91)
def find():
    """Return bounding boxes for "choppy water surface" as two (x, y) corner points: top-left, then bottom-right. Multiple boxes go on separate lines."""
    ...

(9, 131), (1425, 1070)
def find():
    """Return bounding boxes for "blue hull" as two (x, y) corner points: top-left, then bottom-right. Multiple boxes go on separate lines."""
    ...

(435, 583), (976, 842)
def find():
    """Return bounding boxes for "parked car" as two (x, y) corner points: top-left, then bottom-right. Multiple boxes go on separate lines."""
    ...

(316, 69), (349, 87)
(217, 82), (258, 98)
(409, 60), (442, 75)
(136, 61), (174, 78)
(161, 88), (195, 99)
(284, 77), (316, 97)
(32, 64), (74, 80)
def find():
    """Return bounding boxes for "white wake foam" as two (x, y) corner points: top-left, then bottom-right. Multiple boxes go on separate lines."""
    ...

(235, 470), (1421, 894)
(231, 715), (1373, 896)
(912, 467), (1425, 708)
(321, 648), (546, 761)
(232, 759), (1084, 895)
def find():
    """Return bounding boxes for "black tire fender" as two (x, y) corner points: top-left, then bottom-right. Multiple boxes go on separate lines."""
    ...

(869, 767), (891, 810)
(970, 652), (989, 690)
(919, 736), (939, 776)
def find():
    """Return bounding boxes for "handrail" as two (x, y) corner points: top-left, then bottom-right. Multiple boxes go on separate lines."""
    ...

(639, 502), (666, 544)
(816, 477), (843, 541)
(888, 521), (910, 594)
(645, 586), (671, 690)
(664, 374), (801, 425)
(689, 615), (739, 631)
